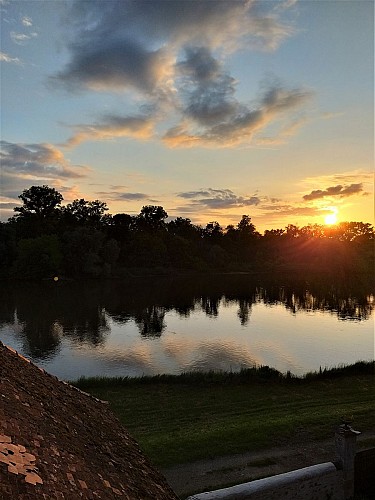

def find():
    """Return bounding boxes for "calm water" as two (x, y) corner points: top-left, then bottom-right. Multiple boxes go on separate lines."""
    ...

(0, 274), (373, 380)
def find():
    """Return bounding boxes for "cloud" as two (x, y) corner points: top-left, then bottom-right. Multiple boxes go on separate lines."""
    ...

(303, 170), (373, 186)
(59, 0), (295, 82)
(10, 31), (37, 45)
(177, 188), (261, 210)
(0, 202), (17, 210)
(261, 86), (309, 112)
(54, 38), (172, 94)
(65, 114), (155, 147)
(61, 51), (312, 149)
(274, 0), (298, 11)
(171, 191), (337, 228)
(0, 51), (21, 64)
(0, 140), (90, 182)
(321, 111), (344, 120)
(261, 204), (324, 217)
(164, 85), (313, 148)
(51, 0), (308, 149)
(9, 13), (37, 45)
(0, 202), (19, 221)
(124, 0), (295, 51)
(118, 193), (149, 201)
(256, 116), (308, 146)
(176, 46), (239, 126)
(303, 183), (364, 201)
(178, 46), (222, 82)
(21, 16), (33, 27)
(96, 191), (150, 202)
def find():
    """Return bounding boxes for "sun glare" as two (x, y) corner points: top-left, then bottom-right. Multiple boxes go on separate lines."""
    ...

(324, 212), (338, 225)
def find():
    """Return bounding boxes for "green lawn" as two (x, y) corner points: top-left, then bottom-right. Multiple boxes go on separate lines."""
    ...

(72, 363), (375, 467)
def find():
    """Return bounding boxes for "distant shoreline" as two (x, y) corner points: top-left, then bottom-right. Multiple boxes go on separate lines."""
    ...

(1, 264), (373, 282)
(72, 360), (374, 387)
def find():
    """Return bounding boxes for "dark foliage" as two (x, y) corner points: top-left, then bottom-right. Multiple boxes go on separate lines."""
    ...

(72, 361), (374, 389)
(1, 185), (373, 279)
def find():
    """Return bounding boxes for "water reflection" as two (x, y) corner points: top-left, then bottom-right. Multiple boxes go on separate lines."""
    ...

(134, 305), (166, 337)
(237, 298), (253, 326)
(0, 273), (373, 371)
(182, 341), (259, 373)
(1, 282), (110, 359)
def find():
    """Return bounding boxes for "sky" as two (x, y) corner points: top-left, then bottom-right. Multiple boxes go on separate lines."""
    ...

(0, 0), (373, 232)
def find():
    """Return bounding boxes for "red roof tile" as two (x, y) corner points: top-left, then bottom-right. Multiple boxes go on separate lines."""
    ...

(0, 342), (178, 499)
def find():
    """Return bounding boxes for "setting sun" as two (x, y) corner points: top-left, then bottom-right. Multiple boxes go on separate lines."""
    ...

(324, 213), (338, 225)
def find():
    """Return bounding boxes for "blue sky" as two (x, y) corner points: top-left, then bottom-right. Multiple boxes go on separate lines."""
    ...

(1, 0), (373, 231)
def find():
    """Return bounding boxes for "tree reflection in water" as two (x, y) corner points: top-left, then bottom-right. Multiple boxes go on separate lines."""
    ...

(134, 306), (166, 337)
(237, 299), (253, 326)
(0, 282), (109, 359)
(0, 272), (373, 360)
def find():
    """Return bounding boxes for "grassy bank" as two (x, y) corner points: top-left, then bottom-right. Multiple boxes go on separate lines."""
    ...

(72, 362), (374, 468)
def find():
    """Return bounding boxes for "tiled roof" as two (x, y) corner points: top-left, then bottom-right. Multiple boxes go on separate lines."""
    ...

(0, 342), (178, 499)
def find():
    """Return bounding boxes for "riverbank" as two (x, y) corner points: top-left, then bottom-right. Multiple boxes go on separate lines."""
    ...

(72, 362), (375, 472)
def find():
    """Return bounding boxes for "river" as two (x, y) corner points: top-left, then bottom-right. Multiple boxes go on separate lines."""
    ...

(0, 272), (373, 380)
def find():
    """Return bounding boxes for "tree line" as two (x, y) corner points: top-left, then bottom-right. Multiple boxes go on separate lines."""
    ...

(0, 185), (373, 279)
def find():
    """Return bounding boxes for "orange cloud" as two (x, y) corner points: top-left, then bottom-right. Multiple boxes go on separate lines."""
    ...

(0, 141), (90, 179)
(65, 115), (155, 147)
(303, 183), (363, 201)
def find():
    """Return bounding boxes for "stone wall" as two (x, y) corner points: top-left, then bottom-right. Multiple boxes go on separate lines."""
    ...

(187, 462), (343, 500)
(355, 447), (375, 497)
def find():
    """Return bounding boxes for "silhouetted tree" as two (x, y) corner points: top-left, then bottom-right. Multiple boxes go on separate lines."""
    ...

(2, 185), (374, 277)
(101, 239), (120, 275)
(15, 235), (62, 279)
(263, 229), (285, 238)
(137, 205), (168, 231)
(62, 227), (105, 276)
(62, 198), (109, 227)
(237, 215), (257, 237)
(111, 213), (135, 236)
(0, 222), (17, 276)
(285, 224), (300, 238)
(204, 221), (223, 240)
(13, 185), (63, 219)
(325, 222), (374, 241)
(8, 185), (64, 238)
(168, 217), (201, 239)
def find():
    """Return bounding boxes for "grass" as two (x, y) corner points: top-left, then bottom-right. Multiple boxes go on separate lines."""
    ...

(71, 362), (374, 468)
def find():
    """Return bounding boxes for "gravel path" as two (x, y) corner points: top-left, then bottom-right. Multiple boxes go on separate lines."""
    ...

(161, 433), (374, 499)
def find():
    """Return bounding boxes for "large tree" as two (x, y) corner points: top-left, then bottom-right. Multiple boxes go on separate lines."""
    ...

(168, 217), (201, 240)
(204, 221), (223, 240)
(62, 198), (109, 227)
(137, 205), (168, 231)
(237, 215), (259, 239)
(13, 185), (63, 219)
(327, 222), (374, 241)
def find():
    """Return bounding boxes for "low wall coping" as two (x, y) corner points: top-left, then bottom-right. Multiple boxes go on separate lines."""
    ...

(187, 462), (338, 500)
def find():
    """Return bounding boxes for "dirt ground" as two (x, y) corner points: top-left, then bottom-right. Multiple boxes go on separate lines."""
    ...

(161, 433), (374, 499)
